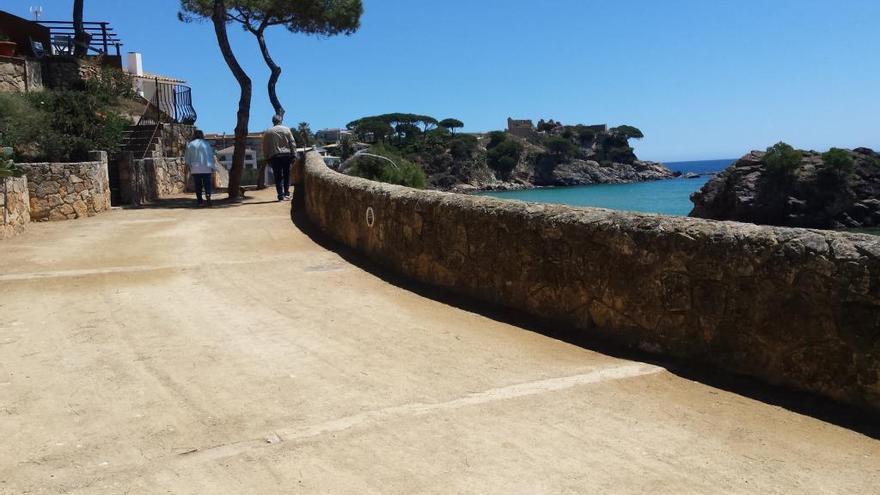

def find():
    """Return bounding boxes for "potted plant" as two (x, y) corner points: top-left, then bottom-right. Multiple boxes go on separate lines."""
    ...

(0, 147), (23, 178)
(0, 33), (16, 57)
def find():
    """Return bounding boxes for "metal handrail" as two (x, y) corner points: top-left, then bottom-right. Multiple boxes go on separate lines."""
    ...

(137, 78), (197, 126)
(339, 151), (400, 172)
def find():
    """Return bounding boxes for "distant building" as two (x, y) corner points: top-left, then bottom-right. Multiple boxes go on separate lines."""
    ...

(204, 132), (264, 158)
(315, 128), (353, 143)
(125, 52), (197, 125)
(216, 145), (258, 170)
(506, 117), (535, 138)
(583, 124), (608, 133)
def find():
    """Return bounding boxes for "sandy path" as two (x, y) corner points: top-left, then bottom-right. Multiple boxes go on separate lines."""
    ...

(0, 190), (877, 494)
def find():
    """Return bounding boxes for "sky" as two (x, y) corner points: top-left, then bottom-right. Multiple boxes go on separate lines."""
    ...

(4, 0), (880, 161)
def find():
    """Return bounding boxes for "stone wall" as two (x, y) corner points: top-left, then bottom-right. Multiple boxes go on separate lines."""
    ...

(1, 176), (31, 239)
(152, 156), (188, 197)
(116, 153), (190, 206)
(300, 151), (880, 411)
(159, 124), (195, 158)
(0, 56), (43, 92)
(19, 151), (111, 221)
(40, 56), (101, 90)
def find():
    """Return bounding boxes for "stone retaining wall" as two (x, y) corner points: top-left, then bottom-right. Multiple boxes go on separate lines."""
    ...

(116, 153), (227, 206)
(300, 151), (880, 411)
(116, 153), (188, 206)
(152, 156), (188, 197)
(40, 56), (101, 90)
(0, 55), (43, 92)
(19, 151), (111, 221)
(1, 176), (31, 239)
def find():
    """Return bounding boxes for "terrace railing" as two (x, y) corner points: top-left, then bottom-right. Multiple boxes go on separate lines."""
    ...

(38, 20), (122, 57)
(137, 78), (197, 126)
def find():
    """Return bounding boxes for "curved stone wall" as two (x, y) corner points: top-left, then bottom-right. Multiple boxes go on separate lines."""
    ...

(19, 151), (111, 221)
(1, 176), (31, 239)
(301, 152), (880, 411)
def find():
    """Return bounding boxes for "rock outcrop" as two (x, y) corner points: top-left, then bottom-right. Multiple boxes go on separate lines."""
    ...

(690, 147), (880, 229)
(435, 137), (675, 192)
(535, 159), (674, 187)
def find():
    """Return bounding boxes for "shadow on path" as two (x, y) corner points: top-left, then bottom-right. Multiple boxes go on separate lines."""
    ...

(121, 196), (283, 210)
(290, 203), (880, 440)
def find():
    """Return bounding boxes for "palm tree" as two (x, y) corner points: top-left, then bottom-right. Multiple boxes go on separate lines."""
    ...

(298, 122), (311, 149)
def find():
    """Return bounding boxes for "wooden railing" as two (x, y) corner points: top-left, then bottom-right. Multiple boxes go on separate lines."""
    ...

(38, 20), (122, 57)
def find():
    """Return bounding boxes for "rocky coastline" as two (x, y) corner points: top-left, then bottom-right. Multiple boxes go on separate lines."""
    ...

(690, 146), (880, 229)
(450, 159), (677, 193)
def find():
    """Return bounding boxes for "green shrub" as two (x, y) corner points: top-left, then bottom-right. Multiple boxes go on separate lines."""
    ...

(486, 139), (522, 178)
(350, 146), (426, 189)
(449, 134), (478, 160)
(763, 142), (803, 177)
(820, 148), (854, 179)
(0, 146), (23, 177)
(0, 76), (129, 162)
(572, 126), (596, 146)
(543, 135), (578, 159)
(610, 125), (644, 140)
(486, 131), (508, 149)
(0, 92), (48, 158)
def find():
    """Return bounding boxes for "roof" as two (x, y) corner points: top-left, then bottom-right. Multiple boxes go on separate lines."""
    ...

(135, 72), (186, 84)
(217, 145), (258, 154)
(205, 133), (264, 140)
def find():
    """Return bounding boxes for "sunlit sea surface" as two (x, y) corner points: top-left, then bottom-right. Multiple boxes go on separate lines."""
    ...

(477, 159), (734, 217)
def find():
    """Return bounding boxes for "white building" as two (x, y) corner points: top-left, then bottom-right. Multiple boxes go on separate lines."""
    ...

(217, 146), (258, 170)
(126, 52), (197, 124)
(315, 128), (353, 143)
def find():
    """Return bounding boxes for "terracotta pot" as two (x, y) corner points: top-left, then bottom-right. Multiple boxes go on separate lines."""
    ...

(0, 41), (16, 57)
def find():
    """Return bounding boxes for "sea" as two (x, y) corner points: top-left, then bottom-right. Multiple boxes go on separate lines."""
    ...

(478, 159), (736, 217)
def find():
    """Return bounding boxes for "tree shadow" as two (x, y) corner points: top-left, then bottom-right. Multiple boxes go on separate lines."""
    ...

(290, 203), (880, 439)
(123, 196), (283, 210)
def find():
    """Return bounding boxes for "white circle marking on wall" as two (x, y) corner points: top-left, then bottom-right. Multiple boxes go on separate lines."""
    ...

(365, 207), (375, 228)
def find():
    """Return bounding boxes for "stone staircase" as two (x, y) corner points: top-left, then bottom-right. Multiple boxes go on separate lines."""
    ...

(119, 124), (162, 159)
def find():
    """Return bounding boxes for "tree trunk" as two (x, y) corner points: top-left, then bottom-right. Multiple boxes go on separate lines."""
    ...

(211, 0), (251, 200)
(255, 28), (284, 118)
(72, 0), (91, 58)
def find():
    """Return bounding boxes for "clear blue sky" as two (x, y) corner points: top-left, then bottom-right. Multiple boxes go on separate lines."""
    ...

(5, 0), (879, 161)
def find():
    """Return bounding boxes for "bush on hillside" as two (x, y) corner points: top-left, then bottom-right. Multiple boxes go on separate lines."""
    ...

(764, 142), (803, 177)
(572, 125), (596, 146)
(0, 146), (23, 177)
(0, 72), (131, 162)
(486, 134), (522, 179)
(819, 148), (854, 183)
(610, 125), (644, 140)
(349, 146), (427, 189)
(0, 92), (47, 157)
(543, 135), (579, 160)
(449, 134), (478, 160)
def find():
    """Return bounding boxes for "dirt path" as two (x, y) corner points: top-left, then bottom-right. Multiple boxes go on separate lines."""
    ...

(1, 190), (877, 494)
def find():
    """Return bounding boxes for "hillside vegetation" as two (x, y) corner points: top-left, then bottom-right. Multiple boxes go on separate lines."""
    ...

(340, 113), (673, 191)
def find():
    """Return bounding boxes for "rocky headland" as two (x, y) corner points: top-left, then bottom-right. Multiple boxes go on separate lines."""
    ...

(690, 145), (880, 229)
(418, 126), (676, 192)
(341, 113), (675, 192)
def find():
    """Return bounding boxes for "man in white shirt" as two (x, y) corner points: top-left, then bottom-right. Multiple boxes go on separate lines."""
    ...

(261, 115), (298, 201)
(184, 130), (217, 207)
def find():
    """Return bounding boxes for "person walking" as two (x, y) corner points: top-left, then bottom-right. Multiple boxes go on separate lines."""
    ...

(262, 115), (298, 201)
(184, 130), (217, 207)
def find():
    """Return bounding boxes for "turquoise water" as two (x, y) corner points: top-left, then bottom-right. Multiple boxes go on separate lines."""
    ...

(479, 177), (712, 216)
(477, 159), (735, 216)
